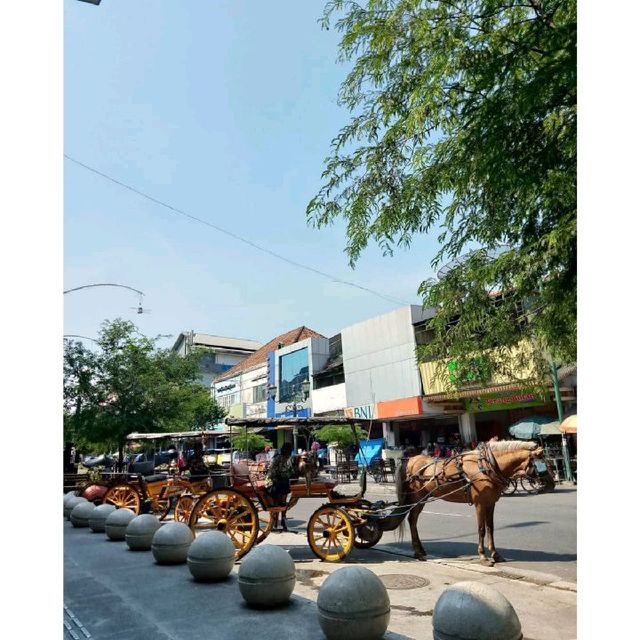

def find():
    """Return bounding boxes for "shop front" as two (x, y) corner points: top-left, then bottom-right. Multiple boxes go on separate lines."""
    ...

(376, 396), (463, 452)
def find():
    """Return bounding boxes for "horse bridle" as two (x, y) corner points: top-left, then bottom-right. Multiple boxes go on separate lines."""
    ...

(475, 442), (511, 489)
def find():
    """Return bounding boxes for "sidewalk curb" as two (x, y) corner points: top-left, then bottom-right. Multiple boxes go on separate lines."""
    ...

(430, 558), (577, 592)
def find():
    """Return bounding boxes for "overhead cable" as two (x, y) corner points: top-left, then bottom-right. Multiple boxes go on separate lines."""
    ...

(64, 154), (412, 306)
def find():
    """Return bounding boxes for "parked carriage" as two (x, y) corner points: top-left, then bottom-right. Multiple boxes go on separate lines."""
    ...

(187, 417), (394, 562)
(97, 430), (228, 519)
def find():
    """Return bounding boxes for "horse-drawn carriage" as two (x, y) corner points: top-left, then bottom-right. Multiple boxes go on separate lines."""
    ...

(68, 430), (227, 520)
(87, 418), (548, 566)
(187, 417), (393, 562)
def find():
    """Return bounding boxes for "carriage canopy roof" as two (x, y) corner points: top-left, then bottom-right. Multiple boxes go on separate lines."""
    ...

(125, 430), (234, 441)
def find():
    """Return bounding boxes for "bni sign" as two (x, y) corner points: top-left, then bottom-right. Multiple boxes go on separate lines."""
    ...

(345, 404), (376, 420)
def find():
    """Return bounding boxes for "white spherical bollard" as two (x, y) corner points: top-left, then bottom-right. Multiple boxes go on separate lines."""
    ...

(238, 545), (296, 607)
(432, 581), (523, 640)
(125, 514), (162, 551)
(104, 508), (136, 541)
(151, 522), (194, 564)
(65, 496), (88, 520)
(70, 501), (96, 528)
(317, 566), (390, 640)
(187, 531), (236, 582)
(89, 504), (117, 533)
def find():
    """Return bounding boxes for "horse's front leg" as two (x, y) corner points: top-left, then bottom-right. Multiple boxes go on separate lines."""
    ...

(408, 502), (427, 561)
(474, 502), (493, 566)
(486, 501), (505, 563)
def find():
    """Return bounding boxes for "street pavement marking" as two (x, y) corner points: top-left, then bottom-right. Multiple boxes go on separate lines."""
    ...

(64, 604), (91, 640)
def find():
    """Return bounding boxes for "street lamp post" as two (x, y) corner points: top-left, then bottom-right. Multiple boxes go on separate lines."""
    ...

(268, 379), (310, 452)
(64, 283), (147, 313)
(549, 361), (574, 483)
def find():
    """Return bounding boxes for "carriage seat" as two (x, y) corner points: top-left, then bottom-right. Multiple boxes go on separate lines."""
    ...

(142, 474), (168, 484)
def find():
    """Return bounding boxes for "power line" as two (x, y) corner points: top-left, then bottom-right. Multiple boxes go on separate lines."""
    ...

(64, 154), (412, 306)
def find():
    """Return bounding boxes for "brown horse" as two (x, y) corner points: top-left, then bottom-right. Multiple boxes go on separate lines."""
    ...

(395, 440), (545, 565)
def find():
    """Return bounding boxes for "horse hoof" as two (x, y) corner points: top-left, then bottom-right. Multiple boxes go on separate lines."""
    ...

(492, 553), (506, 563)
(415, 554), (427, 561)
(480, 558), (495, 567)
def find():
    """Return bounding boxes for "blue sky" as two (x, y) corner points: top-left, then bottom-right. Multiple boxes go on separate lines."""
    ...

(64, 0), (441, 347)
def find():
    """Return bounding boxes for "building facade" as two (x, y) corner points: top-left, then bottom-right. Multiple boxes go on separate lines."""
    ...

(213, 326), (324, 425)
(172, 331), (261, 388)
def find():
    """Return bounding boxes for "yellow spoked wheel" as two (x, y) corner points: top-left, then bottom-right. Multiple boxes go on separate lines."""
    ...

(103, 484), (141, 514)
(307, 506), (354, 562)
(174, 495), (196, 523)
(254, 503), (276, 545)
(189, 488), (258, 560)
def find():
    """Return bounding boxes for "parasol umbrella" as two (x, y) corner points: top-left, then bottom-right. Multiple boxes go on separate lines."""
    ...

(539, 421), (562, 436)
(560, 414), (577, 434)
(508, 415), (557, 440)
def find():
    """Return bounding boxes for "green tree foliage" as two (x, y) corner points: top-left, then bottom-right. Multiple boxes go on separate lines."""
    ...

(315, 424), (367, 451)
(63, 319), (220, 462)
(230, 429), (271, 453)
(308, 0), (576, 385)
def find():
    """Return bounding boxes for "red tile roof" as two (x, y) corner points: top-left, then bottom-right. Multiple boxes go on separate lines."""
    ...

(215, 326), (325, 382)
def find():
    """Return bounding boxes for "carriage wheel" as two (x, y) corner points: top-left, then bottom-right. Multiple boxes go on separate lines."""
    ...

(189, 488), (258, 560)
(344, 501), (383, 549)
(353, 521), (383, 548)
(307, 506), (354, 562)
(254, 502), (275, 545)
(174, 495), (196, 523)
(103, 484), (141, 514)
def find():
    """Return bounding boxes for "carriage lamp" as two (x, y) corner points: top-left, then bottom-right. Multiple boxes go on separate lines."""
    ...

(301, 378), (310, 398)
(268, 384), (277, 401)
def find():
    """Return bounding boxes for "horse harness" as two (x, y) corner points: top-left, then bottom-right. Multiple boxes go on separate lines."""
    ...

(407, 442), (511, 504)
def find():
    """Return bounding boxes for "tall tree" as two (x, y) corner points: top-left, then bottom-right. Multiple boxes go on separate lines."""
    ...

(308, 0), (576, 386)
(63, 319), (214, 464)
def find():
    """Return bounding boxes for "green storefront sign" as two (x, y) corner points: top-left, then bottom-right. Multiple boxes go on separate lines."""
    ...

(464, 389), (547, 413)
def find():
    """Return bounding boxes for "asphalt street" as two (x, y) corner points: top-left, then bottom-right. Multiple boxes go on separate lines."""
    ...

(283, 482), (577, 582)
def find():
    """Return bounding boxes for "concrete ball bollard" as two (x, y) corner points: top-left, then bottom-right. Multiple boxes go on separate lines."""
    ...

(65, 496), (88, 520)
(238, 545), (296, 607)
(432, 581), (523, 640)
(125, 514), (162, 551)
(151, 522), (194, 564)
(64, 491), (78, 506)
(89, 504), (117, 533)
(187, 531), (236, 582)
(70, 501), (96, 528)
(104, 508), (136, 541)
(63, 492), (77, 516)
(317, 566), (390, 640)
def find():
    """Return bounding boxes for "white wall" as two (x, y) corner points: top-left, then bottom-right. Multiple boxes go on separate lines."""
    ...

(342, 305), (434, 407)
(311, 383), (347, 415)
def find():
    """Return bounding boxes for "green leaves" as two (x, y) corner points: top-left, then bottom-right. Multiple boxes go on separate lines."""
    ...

(315, 424), (366, 450)
(310, 0), (576, 374)
(63, 320), (223, 452)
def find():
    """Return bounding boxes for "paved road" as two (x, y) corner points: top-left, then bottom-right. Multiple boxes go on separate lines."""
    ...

(283, 482), (577, 581)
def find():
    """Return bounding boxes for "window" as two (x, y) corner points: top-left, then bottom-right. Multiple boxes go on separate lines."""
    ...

(252, 385), (266, 403)
(279, 348), (309, 402)
(218, 393), (238, 408)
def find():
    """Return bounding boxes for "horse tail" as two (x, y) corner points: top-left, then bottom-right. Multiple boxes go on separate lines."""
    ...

(395, 458), (408, 504)
(394, 458), (409, 543)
